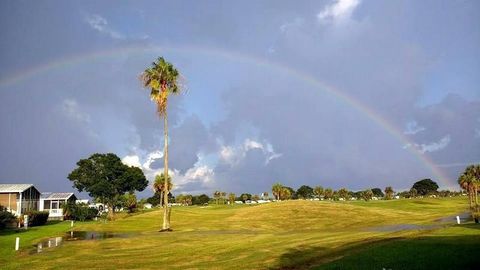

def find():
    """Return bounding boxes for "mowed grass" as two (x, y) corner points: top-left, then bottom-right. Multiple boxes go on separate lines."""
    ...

(1, 197), (478, 269)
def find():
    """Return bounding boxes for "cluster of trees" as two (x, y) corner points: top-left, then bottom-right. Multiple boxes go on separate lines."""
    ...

(268, 179), (445, 202)
(146, 192), (210, 206)
(458, 165), (479, 222)
(68, 153), (148, 220)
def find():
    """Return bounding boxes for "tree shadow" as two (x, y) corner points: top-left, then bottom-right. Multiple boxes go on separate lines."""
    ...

(270, 238), (398, 270)
(0, 228), (28, 236)
(271, 232), (480, 270)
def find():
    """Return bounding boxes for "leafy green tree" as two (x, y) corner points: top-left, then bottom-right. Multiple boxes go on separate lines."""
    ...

(412, 179), (439, 196)
(68, 153), (148, 219)
(313, 186), (324, 199)
(338, 188), (350, 200)
(296, 185), (314, 199)
(240, 193), (252, 202)
(124, 193), (138, 213)
(409, 188), (417, 198)
(141, 57), (182, 231)
(371, 188), (384, 197)
(192, 194), (210, 205)
(384, 186), (394, 200)
(175, 194), (192, 206)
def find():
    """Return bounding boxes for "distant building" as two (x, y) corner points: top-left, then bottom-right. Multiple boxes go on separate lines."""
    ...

(0, 184), (41, 216)
(143, 203), (153, 209)
(39, 192), (77, 220)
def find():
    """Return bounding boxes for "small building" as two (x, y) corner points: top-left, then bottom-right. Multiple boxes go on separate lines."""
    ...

(40, 192), (77, 220)
(0, 184), (41, 216)
(143, 203), (153, 209)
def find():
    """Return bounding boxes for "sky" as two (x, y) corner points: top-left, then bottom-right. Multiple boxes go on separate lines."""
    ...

(0, 0), (479, 198)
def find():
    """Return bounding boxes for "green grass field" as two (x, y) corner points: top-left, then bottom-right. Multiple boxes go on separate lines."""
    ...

(1, 197), (479, 269)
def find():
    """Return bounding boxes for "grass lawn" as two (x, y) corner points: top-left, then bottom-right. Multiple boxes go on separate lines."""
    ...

(1, 197), (478, 269)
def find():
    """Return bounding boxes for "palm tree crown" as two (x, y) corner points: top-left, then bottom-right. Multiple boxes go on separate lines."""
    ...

(140, 57), (182, 116)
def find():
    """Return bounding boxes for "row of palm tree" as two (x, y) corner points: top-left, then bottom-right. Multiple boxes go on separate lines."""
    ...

(272, 183), (293, 200)
(458, 164), (480, 210)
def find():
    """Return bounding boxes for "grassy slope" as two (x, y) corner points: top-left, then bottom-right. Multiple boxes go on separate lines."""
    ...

(0, 197), (478, 269)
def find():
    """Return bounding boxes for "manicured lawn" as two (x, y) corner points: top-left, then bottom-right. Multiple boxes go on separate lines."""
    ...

(0, 197), (478, 269)
(316, 225), (480, 270)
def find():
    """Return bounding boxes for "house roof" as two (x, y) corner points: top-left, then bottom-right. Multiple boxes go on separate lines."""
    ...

(41, 192), (76, 200)
(0, 184), (34, 193)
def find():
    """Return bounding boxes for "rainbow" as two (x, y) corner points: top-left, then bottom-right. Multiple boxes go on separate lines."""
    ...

(0, 44), (452, 187)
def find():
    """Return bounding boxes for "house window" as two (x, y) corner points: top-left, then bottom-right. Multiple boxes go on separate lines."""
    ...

(52, 201), (59, 209)
(44, 200), (51, 209)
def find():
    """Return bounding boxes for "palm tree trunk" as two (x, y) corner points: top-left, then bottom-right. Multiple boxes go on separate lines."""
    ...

(159, 191), (163, 207)
(468, 187), (473, 210)
(162, 110), (171, 231)
(475, 186), (478, 208)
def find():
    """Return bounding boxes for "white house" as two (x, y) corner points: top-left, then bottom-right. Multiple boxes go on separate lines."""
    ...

(143, 203), (153, 209)
(0, 184), (41, 216)
(40, 192), (77, 220)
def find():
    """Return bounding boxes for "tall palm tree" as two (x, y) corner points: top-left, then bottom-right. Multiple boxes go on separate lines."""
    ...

(272, 183), (283, 201)
(141, 57), (182, 231)
(153, 173), (172, 207)
(228, 193), (236, 205)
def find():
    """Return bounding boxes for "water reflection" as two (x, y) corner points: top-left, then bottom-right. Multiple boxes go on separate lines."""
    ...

(34, 231), (128, 253)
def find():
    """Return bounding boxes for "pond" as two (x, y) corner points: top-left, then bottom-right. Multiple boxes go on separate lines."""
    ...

(33, 231), (129, 254)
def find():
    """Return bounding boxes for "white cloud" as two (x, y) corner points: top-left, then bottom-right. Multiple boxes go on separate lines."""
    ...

(142, 150), (163, 171)
(404, 121), (426, 135)
(84, 14), (125, 40)
(61, 98), (90, 123)
(317, 0), (360, 23)
(403, 135), (451, 154)
(122, 155), (142, 168)
(121, 150), (214, 193)
(219, 138), (282, 166)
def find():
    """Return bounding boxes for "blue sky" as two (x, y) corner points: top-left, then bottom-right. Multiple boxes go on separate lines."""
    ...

(0, 0), (479, 198)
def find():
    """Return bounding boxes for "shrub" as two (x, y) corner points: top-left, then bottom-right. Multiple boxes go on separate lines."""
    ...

(63, 203), (99, 221)
(26, 211), (49, 226)
(0, 210), (17, 229)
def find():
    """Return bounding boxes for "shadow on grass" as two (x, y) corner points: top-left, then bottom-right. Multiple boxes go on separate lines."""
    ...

(271, 231), (480, 270)
(270, 238), (400, 270)
(0, 228), (28, 236)
(0, 220), (64, 236)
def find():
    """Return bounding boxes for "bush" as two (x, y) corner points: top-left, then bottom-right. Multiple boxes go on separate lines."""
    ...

(0, 210), (17, 229)
(26, 211), (49, 226)
(63, 203), (99, 221)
